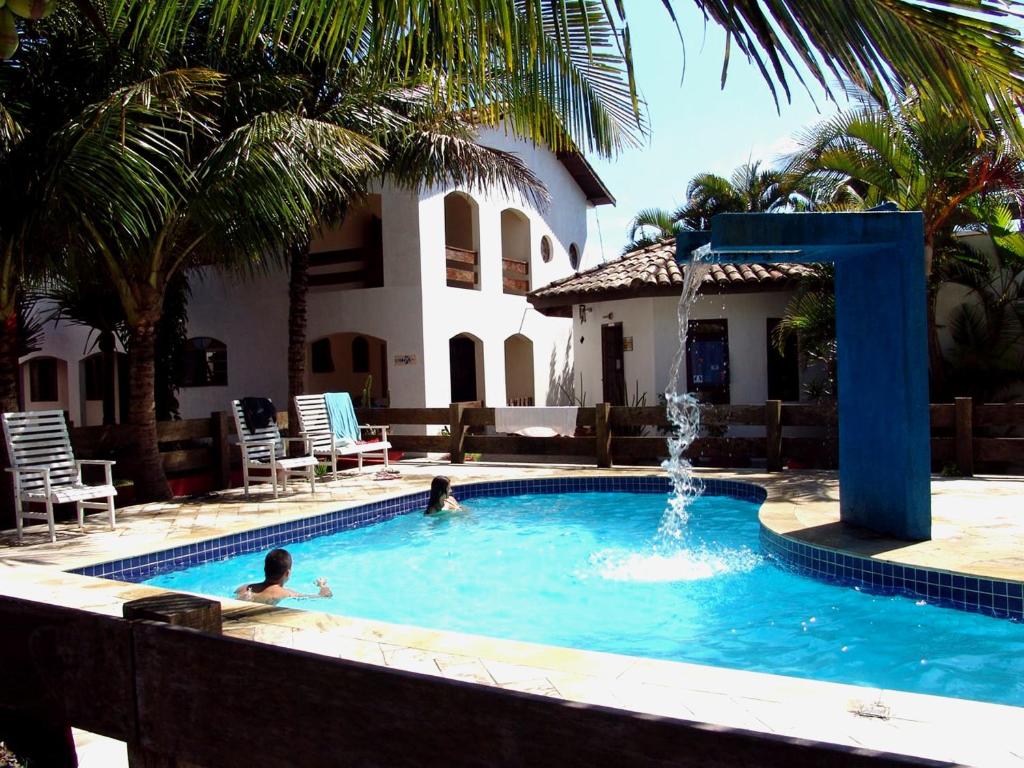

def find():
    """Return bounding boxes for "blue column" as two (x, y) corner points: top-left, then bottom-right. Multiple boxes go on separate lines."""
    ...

(677, 211), (931, 540)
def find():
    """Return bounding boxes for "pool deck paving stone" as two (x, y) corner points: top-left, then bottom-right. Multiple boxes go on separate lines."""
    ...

(0, 461), (1022, 766)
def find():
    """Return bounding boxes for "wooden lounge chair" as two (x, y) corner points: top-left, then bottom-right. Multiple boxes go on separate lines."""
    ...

(231, 400), (317, 498)
(294, 393), (392, 479)
(1, 410), (116, 543)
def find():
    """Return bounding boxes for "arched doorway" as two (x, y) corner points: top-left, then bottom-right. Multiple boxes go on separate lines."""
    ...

(444, 192), (480, 290)
(504, 334), (534, 406)
(449, 333), (484, 403)
(307, 332), (389, 406)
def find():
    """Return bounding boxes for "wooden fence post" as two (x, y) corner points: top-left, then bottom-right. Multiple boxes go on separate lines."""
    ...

(449, 402), (467, 464)
(765, 400), (783, 472)
(211, 411), (231, 490)
(124, 594), (222, 766)
(595, 403), (612, 468)
(954, 397), (974, 476)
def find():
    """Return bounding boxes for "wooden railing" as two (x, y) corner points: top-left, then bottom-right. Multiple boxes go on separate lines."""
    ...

(445, 245), (479, 289)
(59, 399), (1023, 492)
(0, 594), (909, 768)
(502, 256), (530, 295)
(307, 245), (384, 289)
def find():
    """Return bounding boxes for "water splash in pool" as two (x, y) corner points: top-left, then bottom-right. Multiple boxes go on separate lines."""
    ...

(589, 544), (761, 583)
(660, 243), (712, 539)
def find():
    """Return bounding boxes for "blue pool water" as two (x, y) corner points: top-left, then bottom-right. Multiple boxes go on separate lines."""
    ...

(145, 491), (1024, 706)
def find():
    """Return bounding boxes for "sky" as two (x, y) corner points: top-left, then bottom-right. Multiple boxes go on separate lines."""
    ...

(582, 2), (844, 267)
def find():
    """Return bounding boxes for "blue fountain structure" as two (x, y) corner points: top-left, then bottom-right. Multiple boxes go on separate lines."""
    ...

(677, 211), (931, 540)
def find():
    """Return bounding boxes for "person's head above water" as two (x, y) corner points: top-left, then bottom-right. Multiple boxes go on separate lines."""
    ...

(264, 548), (292, 583)
(426, 476), (453, 513)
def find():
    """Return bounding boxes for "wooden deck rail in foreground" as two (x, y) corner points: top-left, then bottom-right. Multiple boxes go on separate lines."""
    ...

(0, 594), (925, 768)
(58, 400), (1023, 489)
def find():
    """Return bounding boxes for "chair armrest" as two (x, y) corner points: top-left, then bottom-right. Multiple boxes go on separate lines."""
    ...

(238, 439), (279, 460)
(6, 466), (49, 494)
(281, 436), (313, 454)
(77, 459), (115, 485)
(6, 466), (49, 477)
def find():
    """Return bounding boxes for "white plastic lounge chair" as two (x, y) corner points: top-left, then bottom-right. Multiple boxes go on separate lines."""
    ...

(1, 410), (116, 543)
(231, 400), (317, 498)
(294, 394), (392, 479)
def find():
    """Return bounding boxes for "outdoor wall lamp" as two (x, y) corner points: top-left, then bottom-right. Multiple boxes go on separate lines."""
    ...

(578, 304), (592, 323)
(602, 312), (614, 320)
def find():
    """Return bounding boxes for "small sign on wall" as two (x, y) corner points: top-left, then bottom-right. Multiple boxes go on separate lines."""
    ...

(622, 337), (634, 352)
(394, 354), (417, 366)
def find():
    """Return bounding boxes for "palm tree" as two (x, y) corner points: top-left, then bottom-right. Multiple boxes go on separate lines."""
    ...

(59, 2), (1024, 151)
(622, 208), (684, 254)
(784, 89), (1024, 395)
(677, 161), (790, 230)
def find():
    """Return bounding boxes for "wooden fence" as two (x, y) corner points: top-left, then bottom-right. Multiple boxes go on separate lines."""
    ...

(0, 593), (923, 768)
(63, 398), (1023, 490)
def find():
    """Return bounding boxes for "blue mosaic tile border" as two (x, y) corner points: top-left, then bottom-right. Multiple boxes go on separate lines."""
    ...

(761, 526), (1024, 621)
(72, 475), (764, 584)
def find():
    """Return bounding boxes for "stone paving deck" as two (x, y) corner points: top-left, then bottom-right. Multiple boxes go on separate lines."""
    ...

(2, 462), (1023, 767)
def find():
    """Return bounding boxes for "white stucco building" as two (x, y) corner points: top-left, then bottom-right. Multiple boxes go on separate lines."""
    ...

(18, 127), (614, 425)
(528, 239), (814, 407)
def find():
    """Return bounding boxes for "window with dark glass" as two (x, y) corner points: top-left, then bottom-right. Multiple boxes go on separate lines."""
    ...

(569, 243), (581, 271)
(29, 358), (59, 402)
(311, 338), (334, 373)
(686, 320), (730, 404)
(181, 337), (227, 387)
(541, 235), (552, 263)
(84, 355), (105, 400)
(766, 318), (800, 401)
(352, 336), (370, 373)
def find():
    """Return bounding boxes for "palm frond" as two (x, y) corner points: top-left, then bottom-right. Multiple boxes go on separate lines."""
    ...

(190, 111), (387, 267)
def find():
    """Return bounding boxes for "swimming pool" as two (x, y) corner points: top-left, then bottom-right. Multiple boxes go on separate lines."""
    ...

(141, 485), (1024, 707)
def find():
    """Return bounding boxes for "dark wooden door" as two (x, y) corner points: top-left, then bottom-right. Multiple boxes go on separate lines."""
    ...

(449, 337), (477, 402)
(601, 323), (626, 405)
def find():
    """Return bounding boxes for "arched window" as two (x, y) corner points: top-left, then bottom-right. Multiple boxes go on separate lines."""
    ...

(352, 336), (370, 373)
(181, 337), (227, 387)
(540, 235), (553, 263)
(311, 338), (335, 373)
(569, 243), (581, 271)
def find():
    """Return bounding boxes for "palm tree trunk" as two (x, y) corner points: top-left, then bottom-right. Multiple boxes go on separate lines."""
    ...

(287, 246), (309, 437)
(923, 243), (946, 400)
(127, 315), (172, 501)
(98, 330), (117, 425)
(0, 302), (19, 414)
(0, 302), (18, 530)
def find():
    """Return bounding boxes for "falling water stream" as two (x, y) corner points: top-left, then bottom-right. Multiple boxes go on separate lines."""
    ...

(659, 243), (712, 540)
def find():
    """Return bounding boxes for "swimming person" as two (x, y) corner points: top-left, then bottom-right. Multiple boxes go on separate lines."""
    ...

(424, 475), (462, 515)
(235, 548), (332, 605)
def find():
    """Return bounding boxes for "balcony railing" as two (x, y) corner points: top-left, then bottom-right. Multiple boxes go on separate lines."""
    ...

(307, 245), (383, 290)
(445, 246), (479, 289)
(502, 257), (530, 295)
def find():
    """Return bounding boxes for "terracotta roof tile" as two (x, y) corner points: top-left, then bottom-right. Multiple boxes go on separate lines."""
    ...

(529, 239), (811, 307)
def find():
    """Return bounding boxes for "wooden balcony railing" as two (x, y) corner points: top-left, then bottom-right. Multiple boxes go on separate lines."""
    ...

(307, 245), (383, 290)
(445, 246), (479, 289)
(502, 257), (530, 295)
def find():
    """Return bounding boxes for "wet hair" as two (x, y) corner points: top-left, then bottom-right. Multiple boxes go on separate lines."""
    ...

(264, 548), (292, 581)
(425, 476), (452, 514)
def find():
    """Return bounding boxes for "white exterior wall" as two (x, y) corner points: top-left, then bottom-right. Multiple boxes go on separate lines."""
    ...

(572, 290), (800, 408)
(17, 303), (127, 427)
(417, 127), (584, 409)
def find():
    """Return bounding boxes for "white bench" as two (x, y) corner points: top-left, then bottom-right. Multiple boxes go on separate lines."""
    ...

(2, 410), (116, 543)
(294, 394), (392, 479)
(231, 400), (317, 498)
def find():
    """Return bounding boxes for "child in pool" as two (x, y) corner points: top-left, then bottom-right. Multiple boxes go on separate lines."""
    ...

(424, 475), (462, 515)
